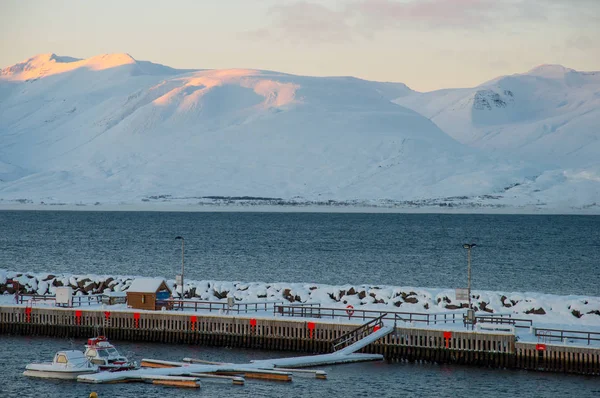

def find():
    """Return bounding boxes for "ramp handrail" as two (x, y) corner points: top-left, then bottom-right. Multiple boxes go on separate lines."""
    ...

(331, 313), (387, 352)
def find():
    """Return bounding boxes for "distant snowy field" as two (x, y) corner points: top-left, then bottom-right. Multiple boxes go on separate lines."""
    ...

(1, 54), (599, 212)
(2, 270), (599, 329)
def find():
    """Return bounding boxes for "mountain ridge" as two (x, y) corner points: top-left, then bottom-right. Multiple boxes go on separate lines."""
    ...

(0, 53), (598, 211)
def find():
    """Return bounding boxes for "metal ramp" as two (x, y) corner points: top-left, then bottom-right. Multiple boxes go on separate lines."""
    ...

(331, 313), (391, 353)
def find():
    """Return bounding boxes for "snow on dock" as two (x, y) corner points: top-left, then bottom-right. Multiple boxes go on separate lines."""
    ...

(77, 326), (392, 384)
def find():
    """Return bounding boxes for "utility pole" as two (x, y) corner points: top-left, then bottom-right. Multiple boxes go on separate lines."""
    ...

(175, 236), (185, 299)
(463, 243), (476, 326)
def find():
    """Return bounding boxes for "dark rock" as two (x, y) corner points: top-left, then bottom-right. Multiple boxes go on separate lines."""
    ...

(524, 307), (546, 315)
(214, 290), (229, 299)
(423, 303), (429, 310)
(572, 310), (582, 318)
(445, 303), (469, 310)
(358, 291), (366, 299)
(443, 296), (451, 303)
(309, 286), (318, 290)
(375, 299), (386, 304)
(404, 297), (418, 304)
(408, 291), (417, 296)
(510, 299), (518, 306)
(82, 282), (98, 293)
(328, 292), (336, 301)
(43, 274), (55, 281)
(339, 290), (346, 299)
(282, 288), (294, 302)
(586, 310), (600, 316)
(500, 295), (512, 308)
(77, 278), (91, 289)
(393, 301), (402, 307)
(237, 285), (249, 291)
(52, 279), (64, 287)
(369, 292), (377, 298)
(479, 302), (494, 313)
(257, 293), (267, 298)
(294, 295), (302, 302)
(347, 287), (356, 295)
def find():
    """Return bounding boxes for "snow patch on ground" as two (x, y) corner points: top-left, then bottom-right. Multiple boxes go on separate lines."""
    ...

(1, 270), (599, 328)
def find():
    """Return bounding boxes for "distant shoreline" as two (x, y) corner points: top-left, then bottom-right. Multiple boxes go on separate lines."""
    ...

(0, 202), (598, 215)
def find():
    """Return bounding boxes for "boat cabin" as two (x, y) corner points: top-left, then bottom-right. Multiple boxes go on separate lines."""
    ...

(54, 350), (89, 366)
(126, 278), (172, 310)
(84, 336), (136, 370)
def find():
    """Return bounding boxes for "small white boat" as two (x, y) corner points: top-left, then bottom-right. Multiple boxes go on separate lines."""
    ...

(84, 336), (137, 371)
(24, 350), (98, 379)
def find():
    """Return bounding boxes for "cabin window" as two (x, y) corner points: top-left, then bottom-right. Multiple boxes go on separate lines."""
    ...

(142, 295), (146, 304)
(56, 355), (67, 364)
(87, 349), (97, 357)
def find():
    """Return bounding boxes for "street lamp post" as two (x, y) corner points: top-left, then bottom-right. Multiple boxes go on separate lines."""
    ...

(175, 236), (185, 299)
(463, 243), (476, 324)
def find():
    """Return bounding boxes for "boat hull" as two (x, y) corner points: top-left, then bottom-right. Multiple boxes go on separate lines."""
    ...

(23, 368), (97, 380)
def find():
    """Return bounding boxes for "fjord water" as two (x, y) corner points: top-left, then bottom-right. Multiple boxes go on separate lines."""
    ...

(0, 210), (599, 295)
(2, 211), (600, 397)
(2, 336), (599, 398)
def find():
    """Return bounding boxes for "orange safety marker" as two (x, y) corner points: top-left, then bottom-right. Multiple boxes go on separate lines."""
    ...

(134, 312), (140, 328)
(104, 311), (110, 320)
(307, 322), (315, 339)
(75, 310), (82, 325)
(190, 315), (197, 331)
(373, 325), (381, 333)
(443, 331), (452, 348)
(25, 307), (32, 323)
(536, 344), (546, 351)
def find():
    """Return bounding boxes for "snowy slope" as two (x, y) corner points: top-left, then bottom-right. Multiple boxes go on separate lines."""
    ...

(394, 65), (600, 169)
(0, 54), (596, 210)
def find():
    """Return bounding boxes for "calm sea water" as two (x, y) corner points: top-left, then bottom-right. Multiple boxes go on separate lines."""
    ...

(1, 336), (599, 398)
(1, 211), (600, 396)
(0, 211), (599, 295)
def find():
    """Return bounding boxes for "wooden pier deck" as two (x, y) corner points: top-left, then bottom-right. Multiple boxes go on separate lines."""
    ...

(1, 305), (598, 376)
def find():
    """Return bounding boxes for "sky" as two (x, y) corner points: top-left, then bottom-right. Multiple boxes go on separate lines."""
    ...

(1, 0), (599, 92)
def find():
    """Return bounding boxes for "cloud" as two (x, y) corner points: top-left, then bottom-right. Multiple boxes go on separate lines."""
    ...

(247, 2), (354, 44)
(352, 0), (500, 28)
(247, 0), (598, 44)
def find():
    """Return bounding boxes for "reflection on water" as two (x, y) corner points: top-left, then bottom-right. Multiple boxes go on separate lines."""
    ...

(2, 336), (599, 398)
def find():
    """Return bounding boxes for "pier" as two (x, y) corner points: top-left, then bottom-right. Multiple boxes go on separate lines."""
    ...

(1, 304), (599, 376)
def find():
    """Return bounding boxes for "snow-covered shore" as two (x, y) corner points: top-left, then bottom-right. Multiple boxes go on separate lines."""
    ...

(2, 270), (599, 328)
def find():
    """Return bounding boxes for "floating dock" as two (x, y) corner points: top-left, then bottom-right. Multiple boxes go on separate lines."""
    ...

(1, 305), (599, 376)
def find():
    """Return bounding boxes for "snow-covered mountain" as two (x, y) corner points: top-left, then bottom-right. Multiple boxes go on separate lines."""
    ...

(394, 65), (600, 169)
(0, 54), (597, 211)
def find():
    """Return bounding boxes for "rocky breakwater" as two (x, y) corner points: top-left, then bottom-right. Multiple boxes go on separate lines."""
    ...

(1, 269), (599, 326)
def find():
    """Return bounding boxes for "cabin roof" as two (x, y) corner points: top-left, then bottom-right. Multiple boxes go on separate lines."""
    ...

(127, 278), (171, 293)
(56, 350), (87, 360)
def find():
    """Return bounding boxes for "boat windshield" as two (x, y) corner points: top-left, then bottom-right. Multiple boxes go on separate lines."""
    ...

(97, 348), (120, 357)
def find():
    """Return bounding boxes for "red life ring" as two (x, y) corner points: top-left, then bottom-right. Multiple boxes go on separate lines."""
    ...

(346, 304), (355, 317)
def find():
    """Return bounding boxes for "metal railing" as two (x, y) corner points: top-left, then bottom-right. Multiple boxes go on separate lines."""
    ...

(165, 299), (285, 314)
(274, 303), (463, 325)
(534, 328), (600, 346)
(474, 315), (533, 329)
(331, 313), (387, 352)
(18, 294), (103, 307)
